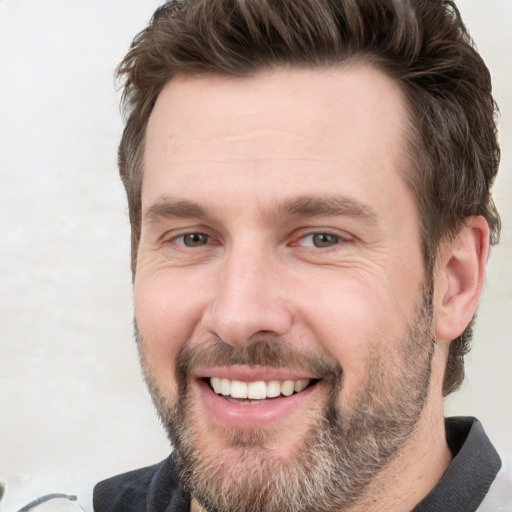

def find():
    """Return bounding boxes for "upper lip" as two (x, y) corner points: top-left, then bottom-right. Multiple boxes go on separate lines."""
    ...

(193, 365), (319, 382)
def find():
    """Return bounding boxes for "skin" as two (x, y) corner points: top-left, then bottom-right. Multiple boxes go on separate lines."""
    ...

(134, 65), (489, 511)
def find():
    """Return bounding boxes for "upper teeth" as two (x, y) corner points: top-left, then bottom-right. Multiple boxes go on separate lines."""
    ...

(209, 377), (311, 399)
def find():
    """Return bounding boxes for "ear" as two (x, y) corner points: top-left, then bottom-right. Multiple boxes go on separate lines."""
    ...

(434, 216), (490, 343)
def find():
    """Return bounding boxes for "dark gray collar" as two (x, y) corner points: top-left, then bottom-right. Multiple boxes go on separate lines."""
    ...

(412, 416), (501, 511)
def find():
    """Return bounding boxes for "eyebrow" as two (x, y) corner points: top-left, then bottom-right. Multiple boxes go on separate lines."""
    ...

(143, 198), (208, 223)
(272, 195), (378, 223)
(143, 194), (377, 224)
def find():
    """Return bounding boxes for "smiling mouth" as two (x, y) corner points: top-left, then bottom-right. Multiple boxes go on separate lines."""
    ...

(206, 377), (319, 404)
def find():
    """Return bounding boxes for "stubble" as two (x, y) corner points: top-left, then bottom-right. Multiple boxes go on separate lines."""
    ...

(138, 289), (435, 512)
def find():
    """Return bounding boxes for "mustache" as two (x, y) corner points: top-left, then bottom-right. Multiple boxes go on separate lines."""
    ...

(174, 336), (343, 388)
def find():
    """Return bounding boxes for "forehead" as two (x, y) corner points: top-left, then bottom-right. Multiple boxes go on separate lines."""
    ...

(143, 65), (411, 213)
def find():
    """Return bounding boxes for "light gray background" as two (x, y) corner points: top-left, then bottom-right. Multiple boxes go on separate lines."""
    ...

(0, 1), (510, 511)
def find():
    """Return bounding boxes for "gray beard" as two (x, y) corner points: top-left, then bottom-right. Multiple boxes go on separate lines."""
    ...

(138, 290), (435, 512)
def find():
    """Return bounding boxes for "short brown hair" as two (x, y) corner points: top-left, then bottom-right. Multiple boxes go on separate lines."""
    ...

(116, 0), (501, 396)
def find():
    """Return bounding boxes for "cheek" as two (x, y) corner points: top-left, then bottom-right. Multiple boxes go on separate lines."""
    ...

(134, 272), (206, 387)
(294, 271), (418, 393)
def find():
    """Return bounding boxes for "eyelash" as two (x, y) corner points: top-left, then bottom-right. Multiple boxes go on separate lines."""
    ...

(171, 232), (213, 248)
(297, 232), (341, 248)
(165, 229), (351, 251)
(292, 229), (352, 249)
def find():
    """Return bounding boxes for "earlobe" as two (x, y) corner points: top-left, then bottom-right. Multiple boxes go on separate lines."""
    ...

(434, 216), (490, 343)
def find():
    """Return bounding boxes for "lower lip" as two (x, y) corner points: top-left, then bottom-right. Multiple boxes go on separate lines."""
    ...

(196, 379), (321, 430)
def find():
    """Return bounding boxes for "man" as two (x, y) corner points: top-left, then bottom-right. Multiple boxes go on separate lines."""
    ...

(94, 0), (504, 510)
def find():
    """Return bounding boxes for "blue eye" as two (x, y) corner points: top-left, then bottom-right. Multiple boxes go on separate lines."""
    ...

(178, 233), (209, 247)
(302, 233), (341, 248)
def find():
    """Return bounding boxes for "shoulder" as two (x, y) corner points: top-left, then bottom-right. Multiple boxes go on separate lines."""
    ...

(93, 460), (166, 512)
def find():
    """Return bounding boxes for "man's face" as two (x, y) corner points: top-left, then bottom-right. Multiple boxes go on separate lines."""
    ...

(135, 66), (434, 512)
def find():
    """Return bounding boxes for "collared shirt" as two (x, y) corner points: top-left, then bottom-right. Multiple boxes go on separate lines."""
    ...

(412, 417), (502, 511)
(93, 417), (503, 512)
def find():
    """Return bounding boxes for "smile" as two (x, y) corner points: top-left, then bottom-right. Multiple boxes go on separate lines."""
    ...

(195, 370), (322, 429)
(209, 377), (312, 401)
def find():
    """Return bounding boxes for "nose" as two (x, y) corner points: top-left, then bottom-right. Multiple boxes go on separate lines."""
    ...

(202, 244), (294, 347)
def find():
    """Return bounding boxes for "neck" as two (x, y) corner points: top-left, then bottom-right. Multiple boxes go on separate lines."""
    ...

(343, 346), (452, 512)
(347, 407), (451, 512)
(190, 499), (203, 512)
